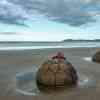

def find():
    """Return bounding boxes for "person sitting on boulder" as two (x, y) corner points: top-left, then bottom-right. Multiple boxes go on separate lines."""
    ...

(52, 52), (66, 62)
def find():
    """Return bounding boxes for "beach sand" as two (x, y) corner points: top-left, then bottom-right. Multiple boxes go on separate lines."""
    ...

(0, 47), (100, 99)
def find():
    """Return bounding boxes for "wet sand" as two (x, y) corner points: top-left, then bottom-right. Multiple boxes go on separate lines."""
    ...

(0, 47), (100, 99)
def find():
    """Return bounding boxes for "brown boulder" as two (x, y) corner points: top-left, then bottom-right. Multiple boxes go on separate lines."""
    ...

(92, 51), (100, 63)
(36, 52), (78, 88)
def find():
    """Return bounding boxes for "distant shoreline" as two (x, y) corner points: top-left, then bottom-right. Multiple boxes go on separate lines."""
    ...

(0, 39), (100, 43)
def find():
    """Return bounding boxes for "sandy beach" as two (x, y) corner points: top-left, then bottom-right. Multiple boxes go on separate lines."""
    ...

(0, 47), (100, 99)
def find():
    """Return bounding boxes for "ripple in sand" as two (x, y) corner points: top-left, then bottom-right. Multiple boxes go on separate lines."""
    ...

(16, 67), (96, 96)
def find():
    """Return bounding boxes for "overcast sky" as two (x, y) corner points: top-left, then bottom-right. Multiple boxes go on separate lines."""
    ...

(0, 0), (100, 41)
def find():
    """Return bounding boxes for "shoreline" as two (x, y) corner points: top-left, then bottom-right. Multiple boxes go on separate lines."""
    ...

(0, 46), (99, 52)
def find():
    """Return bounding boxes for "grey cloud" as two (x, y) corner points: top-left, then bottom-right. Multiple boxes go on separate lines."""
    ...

(0, 0), (29, 26)
(30, 0), (97, 26)
(0, 0), (100, 26)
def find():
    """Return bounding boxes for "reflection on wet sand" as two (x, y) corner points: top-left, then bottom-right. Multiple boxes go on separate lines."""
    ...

(16, 70), (96, 96)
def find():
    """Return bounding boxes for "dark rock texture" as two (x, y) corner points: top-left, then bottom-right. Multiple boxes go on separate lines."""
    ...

(92, 51), (100, 63)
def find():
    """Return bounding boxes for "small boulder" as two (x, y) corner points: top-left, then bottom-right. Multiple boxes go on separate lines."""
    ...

(92, 51), (100, 63)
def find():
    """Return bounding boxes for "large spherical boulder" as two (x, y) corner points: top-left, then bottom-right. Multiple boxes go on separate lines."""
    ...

(36, 52), (78, 88)
(92, 51), (100, 63)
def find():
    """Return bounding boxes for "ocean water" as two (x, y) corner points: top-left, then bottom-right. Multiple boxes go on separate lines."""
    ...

(0, 41), (100, 50)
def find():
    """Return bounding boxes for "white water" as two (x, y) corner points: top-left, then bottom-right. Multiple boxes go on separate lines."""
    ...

(0, 45), (98, 51)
